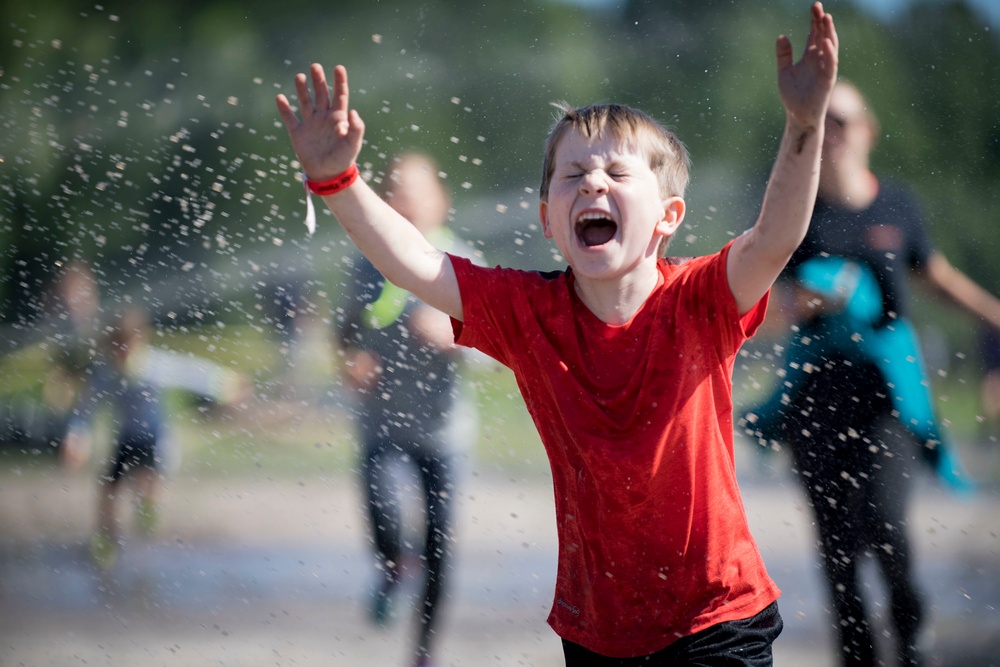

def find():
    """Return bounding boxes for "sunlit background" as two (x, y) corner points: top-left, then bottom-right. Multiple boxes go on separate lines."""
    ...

(2, 1), (999, 665)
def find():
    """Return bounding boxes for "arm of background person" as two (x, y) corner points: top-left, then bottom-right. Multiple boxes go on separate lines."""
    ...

(921, 251), (1000, 331)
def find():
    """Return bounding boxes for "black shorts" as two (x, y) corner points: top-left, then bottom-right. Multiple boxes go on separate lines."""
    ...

(106, 433), (159, 482)
(562, 601), (782, 667)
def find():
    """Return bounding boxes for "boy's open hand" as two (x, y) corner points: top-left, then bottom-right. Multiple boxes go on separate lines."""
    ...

(276, 64), (364, 181)
(776, 2), (838, 128)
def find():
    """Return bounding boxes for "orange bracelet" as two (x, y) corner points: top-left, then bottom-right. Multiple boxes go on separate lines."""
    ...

(306, 163), (359, 196)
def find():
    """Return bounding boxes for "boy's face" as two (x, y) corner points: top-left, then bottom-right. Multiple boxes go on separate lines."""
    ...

(540, 128), (683, 281)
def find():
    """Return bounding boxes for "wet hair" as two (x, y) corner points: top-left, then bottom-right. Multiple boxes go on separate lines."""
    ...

(539, 102), (690, 202)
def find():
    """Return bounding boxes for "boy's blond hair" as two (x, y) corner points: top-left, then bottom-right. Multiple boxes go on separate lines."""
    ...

(539, 103), (690, 256)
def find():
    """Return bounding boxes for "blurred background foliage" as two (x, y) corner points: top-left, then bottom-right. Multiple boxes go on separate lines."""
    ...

(1, 0), (998, 378)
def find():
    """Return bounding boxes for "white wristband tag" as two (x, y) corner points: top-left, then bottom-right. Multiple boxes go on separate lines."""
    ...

(303, 174), (316, 235)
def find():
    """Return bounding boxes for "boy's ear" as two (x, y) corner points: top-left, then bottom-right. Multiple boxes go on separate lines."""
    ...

(655, 196), (686, 238)
(539, 201), (553, 238)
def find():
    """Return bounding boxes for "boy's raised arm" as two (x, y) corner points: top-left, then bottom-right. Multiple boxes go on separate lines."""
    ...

(727, 2), (839, 315)
(276, 64), (463, 321)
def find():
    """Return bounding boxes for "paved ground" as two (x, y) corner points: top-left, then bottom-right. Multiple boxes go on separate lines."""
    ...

(2, 451), (999, 666)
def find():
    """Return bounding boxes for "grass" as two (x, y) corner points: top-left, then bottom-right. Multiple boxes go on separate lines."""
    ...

(158, 320), (548, 479)
(3, 322), (995, 484)
(0, 322), (548, 483)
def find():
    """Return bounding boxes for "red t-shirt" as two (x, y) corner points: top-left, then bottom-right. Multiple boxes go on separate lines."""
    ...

(450, 242), (780, 658)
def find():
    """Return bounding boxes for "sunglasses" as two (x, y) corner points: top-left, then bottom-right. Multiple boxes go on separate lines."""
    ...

(825, 114), (856, 129)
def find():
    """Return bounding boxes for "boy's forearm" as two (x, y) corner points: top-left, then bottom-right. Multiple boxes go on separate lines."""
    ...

(320, 181), (459, 318)
(728, 115), (824, 314)
(322, 178), (429, 272)
(753, 117), (823, 262)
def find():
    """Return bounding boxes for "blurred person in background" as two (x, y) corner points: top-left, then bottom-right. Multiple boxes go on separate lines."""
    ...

(744, 80), (1000, 667)
(50, 260), (103, 467)
(336, 152), (480, 667)
(74, 307), (249, 569)
(0, 260), (101, 465)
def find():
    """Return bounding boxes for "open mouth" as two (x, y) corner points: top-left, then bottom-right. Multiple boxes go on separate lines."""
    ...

(575, 211), (618, 247)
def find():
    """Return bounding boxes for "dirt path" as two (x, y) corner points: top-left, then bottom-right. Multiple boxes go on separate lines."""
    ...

(2, 460), (999, 666)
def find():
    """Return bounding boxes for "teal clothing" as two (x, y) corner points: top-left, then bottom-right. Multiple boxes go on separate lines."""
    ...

(744, 179), (956, 666)
(747, 256), (971, 493)
(746, 178), (973, 494)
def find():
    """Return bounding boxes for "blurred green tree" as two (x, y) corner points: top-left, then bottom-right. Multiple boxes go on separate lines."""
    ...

(1, 0), (997, 353)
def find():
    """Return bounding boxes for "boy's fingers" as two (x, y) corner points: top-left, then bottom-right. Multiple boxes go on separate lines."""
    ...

(274, 94), (299, 130)
(311, 63), (331, 111)
(809, 3), (826, 49)
(814, 4), (836, 50)
(294, 72), (313, 116)
(348, 109), (365, 139)
(333, 65), (350, 115)
(775, 35), (793, 72)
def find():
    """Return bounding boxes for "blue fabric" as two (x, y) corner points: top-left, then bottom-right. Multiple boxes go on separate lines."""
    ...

(748, 256), (974, 494)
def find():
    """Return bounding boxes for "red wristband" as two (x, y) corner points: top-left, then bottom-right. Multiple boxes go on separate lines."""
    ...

(306, 163), (359, 196)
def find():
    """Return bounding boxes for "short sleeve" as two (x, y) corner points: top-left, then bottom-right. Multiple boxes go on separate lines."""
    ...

(448, 254), (517, 366)
(673, 241), (769, 355)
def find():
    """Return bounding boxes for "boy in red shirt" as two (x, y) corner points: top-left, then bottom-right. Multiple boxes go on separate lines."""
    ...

(276, 4), (838, 664)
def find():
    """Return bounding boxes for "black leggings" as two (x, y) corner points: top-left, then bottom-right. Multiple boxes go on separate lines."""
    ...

(361, 437), (457, 659)
(790, 416), (924, 666)
(562, 602), (782, 666)
(780, 359), (925, 666)
(105, 433), (159, 483)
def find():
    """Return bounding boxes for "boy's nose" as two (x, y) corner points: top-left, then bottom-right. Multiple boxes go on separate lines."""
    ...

(579, 171), (609, 195)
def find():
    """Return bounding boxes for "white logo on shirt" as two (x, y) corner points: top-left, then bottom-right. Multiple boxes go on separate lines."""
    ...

(556, 597), (581, 617)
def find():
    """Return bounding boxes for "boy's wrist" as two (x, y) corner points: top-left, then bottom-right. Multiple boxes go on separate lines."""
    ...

(306, 163), (359, 196)
(784, 113), (818, 132)
(782, 114), (824, 154)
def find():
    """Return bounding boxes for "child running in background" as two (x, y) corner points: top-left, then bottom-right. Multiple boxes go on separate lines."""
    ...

(276, 3), (837, 664)
(336, 152), (482, 666)
(75, 307), (248, 569)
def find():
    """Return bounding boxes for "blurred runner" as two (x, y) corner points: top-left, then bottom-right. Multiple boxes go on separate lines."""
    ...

(74, 307), (248, 569)
(744, 80), (1000, 667)
(336, 153), (480, 667)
